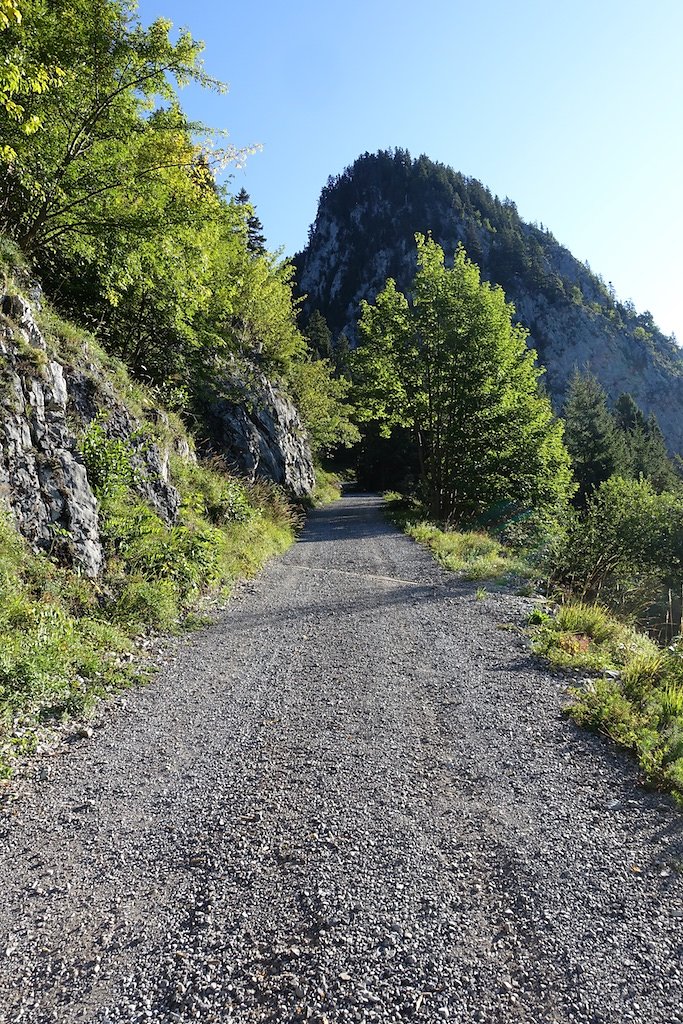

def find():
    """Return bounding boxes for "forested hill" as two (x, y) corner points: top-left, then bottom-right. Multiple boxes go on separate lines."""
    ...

(294, 149), (683, 452)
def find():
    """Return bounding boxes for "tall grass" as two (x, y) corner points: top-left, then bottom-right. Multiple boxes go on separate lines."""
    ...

(530, 598), (683, 799)
(384, 493), (531, 583)
(0, 450), (297, 776)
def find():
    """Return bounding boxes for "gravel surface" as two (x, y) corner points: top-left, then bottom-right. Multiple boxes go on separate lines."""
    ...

(1, 492), (682, 1024)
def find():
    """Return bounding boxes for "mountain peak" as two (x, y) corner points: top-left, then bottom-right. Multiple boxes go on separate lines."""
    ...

(294, 149), (683, 451)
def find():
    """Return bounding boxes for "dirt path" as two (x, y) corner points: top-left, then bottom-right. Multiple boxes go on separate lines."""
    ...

(1, 493), (681, 1024)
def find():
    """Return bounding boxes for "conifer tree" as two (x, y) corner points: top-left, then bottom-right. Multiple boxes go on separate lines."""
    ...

(563, 372), (624, 503)
(611, 393), (678, 492)
(613, 392), (646, 433)
(234, 187), (267, 256)
(635, 414), (679, 492)
(334, 332), (352, 377)
(305, 309), (334, 361)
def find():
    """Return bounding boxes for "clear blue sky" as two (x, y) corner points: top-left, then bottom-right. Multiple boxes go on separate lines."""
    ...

(137, 0), (683, 341)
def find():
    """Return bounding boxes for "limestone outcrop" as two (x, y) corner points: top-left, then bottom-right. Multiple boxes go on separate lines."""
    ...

(0, 293), (183, 575)
(0, 294), (104, 575)
(208, 372), (315, 499)
(0, 292), (315, 575)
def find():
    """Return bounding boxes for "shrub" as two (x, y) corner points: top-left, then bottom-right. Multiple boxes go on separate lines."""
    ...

(112, 576), (179, 631)
(548, 476), (683, 630)
(171, 455), (253, 525)
(80, 417), (134, 497)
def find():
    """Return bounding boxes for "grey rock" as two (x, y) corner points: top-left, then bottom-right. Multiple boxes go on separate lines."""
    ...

(296, 170), (683, 453)
(65, 368), (181, 526)
(208, 369), (315, 497)
(0, 291), (185, 575)
(0, 294), (103, 575)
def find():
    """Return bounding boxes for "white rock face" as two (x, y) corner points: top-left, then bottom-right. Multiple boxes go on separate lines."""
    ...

(0, 294), (104, 575)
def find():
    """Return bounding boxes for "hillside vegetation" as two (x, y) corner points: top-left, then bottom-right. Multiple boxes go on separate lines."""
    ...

(295, 149), (683, 453)
(0, 0), (355, 453)
(2, 7), (683, 800)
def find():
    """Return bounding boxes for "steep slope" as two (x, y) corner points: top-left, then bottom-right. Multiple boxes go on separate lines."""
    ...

(295, 150), (683, 451)
(0, 285), (315, 578)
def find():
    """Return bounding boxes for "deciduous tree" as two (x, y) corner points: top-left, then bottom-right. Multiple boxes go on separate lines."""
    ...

(354, 234), (572, 523)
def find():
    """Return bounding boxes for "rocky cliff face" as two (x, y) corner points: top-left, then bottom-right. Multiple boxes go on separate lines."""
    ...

(0, 292), (315, 574)
(0, 294), (103, 575)
(0, 293), (183, 575)
(208, 371), (315, 499)
(295, 150), (683, 452)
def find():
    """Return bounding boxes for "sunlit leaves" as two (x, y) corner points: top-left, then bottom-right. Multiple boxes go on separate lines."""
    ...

(354, 234), (573, 522)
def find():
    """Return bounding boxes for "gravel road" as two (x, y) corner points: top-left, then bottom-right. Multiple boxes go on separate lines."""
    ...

(1, 492), (682, 1024)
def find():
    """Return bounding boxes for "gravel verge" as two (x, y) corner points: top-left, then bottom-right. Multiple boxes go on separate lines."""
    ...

(0, 492), (681, 1024)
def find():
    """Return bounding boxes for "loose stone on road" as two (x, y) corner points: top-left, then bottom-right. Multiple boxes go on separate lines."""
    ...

(0, 493), (681, 1023)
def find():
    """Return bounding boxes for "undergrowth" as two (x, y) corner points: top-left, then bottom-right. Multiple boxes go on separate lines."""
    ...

(383, 491), (683, 802)
(307, 466), (343, 507)
(383, 492), (531, 583)
(0, 321), (298, 776)
(0, 459), (295, 776)
(529, 601), (683, 800)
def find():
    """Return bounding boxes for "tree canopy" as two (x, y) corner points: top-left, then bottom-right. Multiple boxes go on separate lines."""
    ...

(0, 0), (357, 462)
(353, 234), (573, 523)
(563, 373), (680, 502)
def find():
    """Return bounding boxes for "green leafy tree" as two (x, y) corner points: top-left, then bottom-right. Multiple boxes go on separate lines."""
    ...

(286, 357), (360, 456)
(353, 234), (572, 522)
(0, 0), (64, 162)
(0, 0), (243, 253)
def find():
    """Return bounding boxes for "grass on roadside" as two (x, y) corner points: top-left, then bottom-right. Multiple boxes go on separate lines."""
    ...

(0, 460), (297, 778)
(383, 492), (531, 583)
(307, 466), (343, 507)
(529, 600), (683, 799)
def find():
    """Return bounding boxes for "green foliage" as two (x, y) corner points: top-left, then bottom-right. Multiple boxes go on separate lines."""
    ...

(305, 309), (334, 361)
(0, 443), (297, 774)
(531, 600), (657, 672)
(0, 0), (64, 162)
(355, 235), (573, 524)
(563, 376), (680, 502)
(80, 417), (134, 498)
(547, 476), (683, 631)
(384, 492), (531, 582)
(170, 456), (253, 525)
(0, 233), (26, 283)
(307, 466), (343, 507)
(0, 0), (320, 434)
(563, 371), (624, 503)
(234, 187), (266, 256)
(287, 357), (360, 456)
(0, 503), (136, 774)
